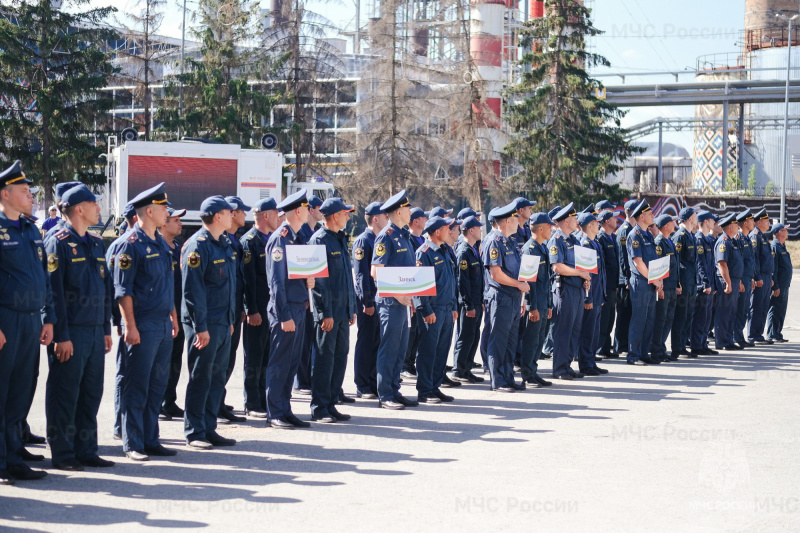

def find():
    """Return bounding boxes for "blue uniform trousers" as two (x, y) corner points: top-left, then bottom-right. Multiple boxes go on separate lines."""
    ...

(615, 286), (632, 353)
(403, 312), (421, 373)
(376, 299), (410, 402)
(353, 308), (379, 395)
(486, 291), (521, 388)
(748, 276), (772, 341)
(479, 298), (490, 368)
(651, 290), (677, 357)
(542, 318), (555, 356)
(520, 306), (549, 381)
(578, 303), (602, 372)
(767, 287), (790, 341)
(162, 328), (184, 410)
(714, 282), (741, 349)
(222, 319), (241, 408)
(598, 289), (617, 353)
(671, 288), (696, 353)
(113, 340), (126, 438)
(184, 323), (232, 441)
(514, 314), (527, 366)
(293, 309), (314, 390)
(311, 319), (349, 417)
(0, 308), (40, 469)
(691, 291), (714, 350)
(733, 280), (753, 344)
(552, 284), (583, 376)
(267, 304), (306, 419)
(45, 325), (105, 463)
(416, 307), (455, 396)
(121, 320), (172, 452)
(628, 278), (656, 363)
(243, 320), (270, 412)
(453, 305), (483, 377)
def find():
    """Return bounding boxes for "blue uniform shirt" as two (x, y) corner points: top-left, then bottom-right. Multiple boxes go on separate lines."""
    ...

(106, 229), (133, 327)
(522, 238), (552, 311)
(240, 227), (271, 316)
(771, 239), (792, 289)
(309, 227), (357, 321)
(45, 224), (112, 342)
(165, 240), (182, 313)
(372, 222), (415, 268)
(483, 231), (522, 297)
(548, 228), (583, 289)
(456, 238), (484, 311)
(225, 231), (245, 316)
(414, 239), (457, 316)
(409, 233), (425, 252)
(509, 225), (531, 253)
(672, 227), (698, 291)
(597, 228), (619, 290)
(750, 228), (774, 282)
(616, 221), (633, 285)
(654, 234), (679, 291)
(715, 234), (743, 282)
(181, 227), (236, 331)
(353, 229), (377, 308)
(113, 223), (174, 324)
(627, 224), (658, 284)
(580, 235), (606, 305)
(266, 221), (309, 323)
(0, 211), (54, 321)
(735, 231), (756, 282)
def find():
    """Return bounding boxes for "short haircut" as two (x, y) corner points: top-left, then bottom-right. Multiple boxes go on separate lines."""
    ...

(200, 213), (215, 225)
(135, 206), (150, 219)
(531, 223), (548, 233)
(62, 205), (78, 219)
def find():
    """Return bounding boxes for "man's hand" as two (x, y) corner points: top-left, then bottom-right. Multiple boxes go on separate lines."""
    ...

(0, 329), (5, 351)
(363, 306), (375, 316)
(724, 283), (732, 295)
(547, 308), (553, 320)
(194, 331), (210, 349)
(466, 309), (476, 318)
(579, 271), (591, 282)
(350, 314), (356, 326)
(281, 319), (296, 332)
(704, 287), (712, 295)
(583, 280), (591, 291)
(657, 288), (664, 300)
(584, 303), (593, 310)
(756, 280), (764, 288)
(655, 280), (663, 291)
(739, 281), (745, 293)
(241, 311), (246, 323)
(104, 336), (113, 354)
(773, 288), (780, 297)
(40, 323), (53, 345)
(395, 295), (413, 306)
(306, 277), (315, 289)
(452, 311), (458, 323)
(125, 326), (141, 346)
(751, 280), (756, 291)
(518, 281), (530, 293)
(529, 309), (540, 322)
(321, 317), (334, 332)
(247, 313), (262, 326)
(54, 341), (73, 362)
(423, 313), (436, 324)
(171, 312), (179, 338)
(230, 325), (234, 335)
(677, 286), (683, 296)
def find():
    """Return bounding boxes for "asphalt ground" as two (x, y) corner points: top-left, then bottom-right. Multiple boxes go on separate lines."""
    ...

(2, 274), (800, 532)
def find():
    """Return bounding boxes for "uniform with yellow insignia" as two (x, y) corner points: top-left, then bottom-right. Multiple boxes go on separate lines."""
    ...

(713, 231), (743, 349)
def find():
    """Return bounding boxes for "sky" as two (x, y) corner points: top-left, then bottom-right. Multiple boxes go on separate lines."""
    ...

(82, 0), (750, 151)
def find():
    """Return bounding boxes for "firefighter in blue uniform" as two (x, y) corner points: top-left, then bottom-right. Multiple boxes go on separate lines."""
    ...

(372, 190), (418, 410)
(651, 214), (680, 362)
(767, 223), (791, 343)
(43, 182), (82, 240)
(670, 207), (698, 357)
(733, 209), (757, 349)
(452, 216), (486, 384)
(577, 211), (608, 375)
(0, 161), (54, 484)
(626, 200), (663, 365)
(402, 207), (429, 379)
(113, 183), (179, 461)
(615, 199), (639, 354)
(748, 208), (774, 344)
(690, 211), (719, 356)
(265, 190), (315, 427)
(540, 205), (562, 360)
(478, 211), (499, 370)
(483, 202), (528, 391)
(596, 207), (619, 358)
(294, 194), (323, 396)
(509, 198), (536, 369)
(241, 198), (279, 417)
(414, 216), (459, 403)
(308, 198), (357, 422)
(44, 184), (114, 471)
(714, 213), (745, 351)
(353, 202), (387, 398)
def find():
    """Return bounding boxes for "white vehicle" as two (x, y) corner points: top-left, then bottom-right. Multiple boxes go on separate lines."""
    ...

(103, 137), (334, 227)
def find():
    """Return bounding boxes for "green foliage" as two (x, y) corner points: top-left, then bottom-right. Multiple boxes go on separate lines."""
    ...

(765, 181), (775, 196)
(503, 0), (638, 206)
(725, 170), (742, 193)
(0, 0), (118, 203)
(747, 164), (757, 194)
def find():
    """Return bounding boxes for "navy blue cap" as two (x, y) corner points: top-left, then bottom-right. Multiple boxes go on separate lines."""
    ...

(253, 198), (278, 212)
(118, 220), (129, 233)
(365, 201), (384, 216)
(678, 206), (697, 222)
(581, 203), (597, 215)
(754, 208), (769, 221)
(719, 213), (738, 228)
(547, 206), (562, 219)
(409, 207), (427, 222)
(55, 181), (82, 201)
(0, 160), (31, 187)
(307, 195), (323, 209)
(631, 200), (651, 218)
(424, 216), (453, 235)
(461, 215), (482, 231)
(597, 210), (615, 223)
(528, 212), (554, 226)
(167, 207), (187, 217)
(493, 201), (520, 220)
(514, 197), (537, 210)
(596, 200), (615, 211)
(320, 197), (355, 216)
(577, 212), (597, 226)
(458, 207), (482, 219)
(130, 182), (169, 209)
(655, 214), (676, 228)
(199, 195), (235, 217)
(553, 202), (577, 222)
(624, 199), (640, 211)
(122, 203), (136, 219)
(697, 210), (714, 223)
(225, 196), (252, 212)
(277, 189), (309, 212)
(772, 223), (787, 233)
(381, 189), (411, 212)
(736, 208), (753, 223)
(61, 184), (101, 208)
(487, 208), (498, 224)
(428, 206), (453, 218)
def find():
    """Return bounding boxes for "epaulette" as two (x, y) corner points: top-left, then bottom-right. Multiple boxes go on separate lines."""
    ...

(420, 243), (430, 252)
(385, 227), (394, 236)
(88, 231), (101, 239)
(126, 232), (138, 243)
(493, 234), (502, 241)
(280, 227), (289, 238)
(56, 229), (70, 240)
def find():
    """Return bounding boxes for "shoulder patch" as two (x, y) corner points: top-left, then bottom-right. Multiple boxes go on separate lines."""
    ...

(244, 249), (252, 264)
(549, 245), (558, 256)
(490, 248), (500, 260)
(187, 251), (201, 268)
(272, 247), (284, 262)
(675, 242), (682, 252)
(460, 259), (468, 270)
(47, 254), (58, 272)
(375, 243), (386, 257)
(656, 245), (662, 256)
(632, 239), (640, 249)
(118, 253), (132, 270)
(354, 247), (365, 261)
(620, 236), (627, 246)
(416, 259), (423, 267)
(698, 245), (704, 254)
(719, 243), (726, 253)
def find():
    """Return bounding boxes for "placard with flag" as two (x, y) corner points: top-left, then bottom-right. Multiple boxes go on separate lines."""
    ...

(574, 246), (598, 274)
(648, 256), (671, 284)
(518, 254), (540, 282)
(376, 267), (436, 298)
(286, 245), (329, 279)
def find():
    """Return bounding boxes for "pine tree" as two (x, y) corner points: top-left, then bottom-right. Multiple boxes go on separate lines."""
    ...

(504, 0), (637, 206)
(0, 0), (118, 205)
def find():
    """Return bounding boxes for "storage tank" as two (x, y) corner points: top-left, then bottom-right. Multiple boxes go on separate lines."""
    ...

(745, 0), (800, 51)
